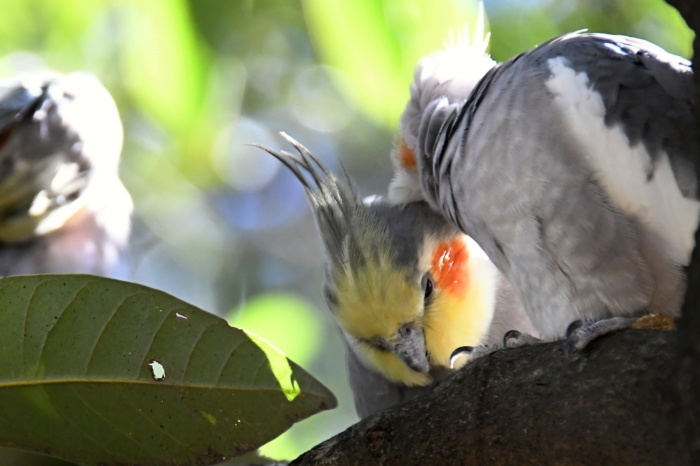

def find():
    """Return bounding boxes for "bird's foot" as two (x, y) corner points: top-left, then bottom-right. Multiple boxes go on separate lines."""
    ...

(449, 330), (544, 369)
(563, 314), (675, 355)
(449, 344), (501, 369)
(502, 329), (543, 348)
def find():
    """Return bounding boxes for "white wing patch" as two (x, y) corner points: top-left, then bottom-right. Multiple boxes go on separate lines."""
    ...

(546, 56), (700, 266)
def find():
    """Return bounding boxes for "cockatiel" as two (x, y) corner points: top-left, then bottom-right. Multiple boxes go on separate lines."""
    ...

(0, 72), (132, 277)
(257, 134), (534, 418)
(392, 31), (698, 348)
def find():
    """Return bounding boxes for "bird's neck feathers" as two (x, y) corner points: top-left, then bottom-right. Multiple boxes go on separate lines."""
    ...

(389, 26), (496, 205)
(403, 24), (495, 140)
(411, 29), (495, 109)
(388, 136), (424, 204)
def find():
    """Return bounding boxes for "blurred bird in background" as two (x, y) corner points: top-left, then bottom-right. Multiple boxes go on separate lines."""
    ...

(257, 134), (535, 418)
(395, 30), (697, 351)
(0, 71), (132, 278)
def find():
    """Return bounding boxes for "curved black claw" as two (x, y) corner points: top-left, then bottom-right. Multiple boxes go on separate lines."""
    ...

(563, 316), (636, 357)
(503, 330), (521, 346)
(503, 330), (542, 348)
(450, 346), (473, 369)
(565, 319), (585, 337)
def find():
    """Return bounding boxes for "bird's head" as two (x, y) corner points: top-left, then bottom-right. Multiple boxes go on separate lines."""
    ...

(389, 13), (496, 205)
(257, 134), (499, 387)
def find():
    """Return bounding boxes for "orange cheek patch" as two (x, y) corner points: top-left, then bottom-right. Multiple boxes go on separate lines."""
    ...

(431, 239), (469, 297)
(397, 137), (417, 171)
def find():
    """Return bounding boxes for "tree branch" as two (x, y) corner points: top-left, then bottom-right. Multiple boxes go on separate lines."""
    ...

(292, 331), (686, 465)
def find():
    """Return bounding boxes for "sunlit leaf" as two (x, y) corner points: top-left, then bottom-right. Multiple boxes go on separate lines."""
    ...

(228, 292), (323, 367)
(0, 275), (336, 465)
(227, 292), (326, 462)
(302, 0), (479, 127)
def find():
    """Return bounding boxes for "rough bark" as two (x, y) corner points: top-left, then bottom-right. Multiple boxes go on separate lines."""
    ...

(292, 330), (686, 465)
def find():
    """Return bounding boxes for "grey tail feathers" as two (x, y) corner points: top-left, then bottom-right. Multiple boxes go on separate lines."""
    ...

(253, 132), (367, 270)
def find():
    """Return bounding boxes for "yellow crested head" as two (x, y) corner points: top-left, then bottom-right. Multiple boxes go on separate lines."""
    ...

(333, 228), (498, 387)
(257, 135), (499, 389)
(334, 252), (432, 386)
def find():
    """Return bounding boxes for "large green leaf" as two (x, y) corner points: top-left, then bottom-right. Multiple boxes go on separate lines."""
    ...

(0, 275), (336, 465)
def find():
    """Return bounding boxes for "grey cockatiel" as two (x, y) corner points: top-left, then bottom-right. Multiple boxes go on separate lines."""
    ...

(0, 72), (132, 277)
(392, 31), (699, 346)
(257, 134), (535, 418)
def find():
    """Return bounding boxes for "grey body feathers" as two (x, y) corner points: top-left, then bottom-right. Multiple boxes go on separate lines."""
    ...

(419, 32), (697, 339)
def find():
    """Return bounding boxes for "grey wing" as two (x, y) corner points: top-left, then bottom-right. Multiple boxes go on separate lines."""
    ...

(542, 33), (698, 197)
(423, 33), (697, 338)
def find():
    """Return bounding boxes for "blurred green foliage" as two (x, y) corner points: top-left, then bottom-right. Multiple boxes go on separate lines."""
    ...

(0, 0), (692, 462)
(485, 0), (692, 61)
(303, 0), (482, 126)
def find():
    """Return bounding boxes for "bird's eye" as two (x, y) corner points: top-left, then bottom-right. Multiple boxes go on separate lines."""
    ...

(422, 274), (434, 301)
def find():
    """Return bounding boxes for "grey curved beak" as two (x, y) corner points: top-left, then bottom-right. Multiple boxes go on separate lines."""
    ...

(393, 323), (430, 373)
